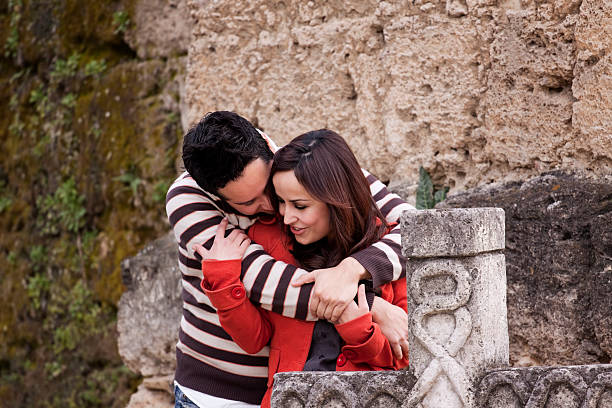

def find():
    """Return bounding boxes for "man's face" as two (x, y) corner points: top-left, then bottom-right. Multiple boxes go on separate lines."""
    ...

(218, 158), (274, 216)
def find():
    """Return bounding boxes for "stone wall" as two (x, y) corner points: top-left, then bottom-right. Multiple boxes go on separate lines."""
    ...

(184, 0), (611, 191)
(438, 172), (612, 366)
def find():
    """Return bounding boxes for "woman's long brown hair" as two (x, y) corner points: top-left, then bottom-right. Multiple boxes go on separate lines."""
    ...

(271, 129), (388, 271)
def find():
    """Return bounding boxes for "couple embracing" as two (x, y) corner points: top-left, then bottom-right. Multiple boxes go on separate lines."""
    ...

(166, 111), (414, 408)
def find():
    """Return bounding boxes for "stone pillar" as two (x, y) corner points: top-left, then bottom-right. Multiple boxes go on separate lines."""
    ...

(401, 208), (509, 408)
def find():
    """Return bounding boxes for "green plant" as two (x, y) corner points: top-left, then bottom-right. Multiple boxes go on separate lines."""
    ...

(152, 179), (171, 203)
(26, 273), (51, 310)
(4, 0), (22, 58)
(0, 197), (12, 213)
(44, 360), (64, 379)
(32, 134), (51, 157)
(49, 281), (103, 354)
(61, 93), (77, 109)
(36, 178), (87, 235)
(50, 53), (80, 81)
(29, 245), (47, 271)
(84, 59), (107, 76)
(29, 85), (50, 116)
(112, 10), (130, 35)
(415, 166), (449, 209)
(53, 325), (78, 353)
(8, 114), (24, 136)
(90, 125), (102, 138)
(7, 251), (18, 264)
(115, 170), (142, 197)
(0, 180), (12, 213)
(9, 68), (28, 84)
(9, 94), (19, 110)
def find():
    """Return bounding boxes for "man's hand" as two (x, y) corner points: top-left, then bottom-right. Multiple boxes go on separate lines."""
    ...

(192, 218), (250, 261)
(371, 297), (409, 360)
(292, 257), (368, 321)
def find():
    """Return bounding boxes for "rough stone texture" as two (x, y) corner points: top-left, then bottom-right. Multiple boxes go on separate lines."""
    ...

(401, 208), (505, 257)
(403, 209), (508, 407)
(270, 371), (417, 408)
(125, 0), (193, 59)
(438, 172), (612, 367)
(184, 0), (611, 191)
(125, 382), (173, 408)
(272, 365), (612, 407)
(477, 365), (612, 407)
(117, 232), (182, 377)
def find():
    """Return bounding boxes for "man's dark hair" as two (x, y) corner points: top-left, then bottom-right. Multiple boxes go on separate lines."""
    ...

(182, 111), (273, 193)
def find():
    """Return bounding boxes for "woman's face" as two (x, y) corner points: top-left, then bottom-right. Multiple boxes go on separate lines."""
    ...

(272, 170), (330, 245)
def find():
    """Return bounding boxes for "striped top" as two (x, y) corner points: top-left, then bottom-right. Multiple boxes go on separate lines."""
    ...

(166, 149), (414, 404)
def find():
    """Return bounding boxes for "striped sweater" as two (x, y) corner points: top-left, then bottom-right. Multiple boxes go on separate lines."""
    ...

(166, 164), (413, 404)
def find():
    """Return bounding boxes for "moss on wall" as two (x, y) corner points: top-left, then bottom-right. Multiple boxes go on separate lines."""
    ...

(0, 0), (182, 405)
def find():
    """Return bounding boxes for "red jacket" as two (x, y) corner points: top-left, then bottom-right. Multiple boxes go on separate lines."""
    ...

(201, 221), (408, 408)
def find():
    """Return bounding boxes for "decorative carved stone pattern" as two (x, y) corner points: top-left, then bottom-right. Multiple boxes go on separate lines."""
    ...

(270, 371), (416, 408)
(402, 209), (508, 408)
(405, 261), (472, 406)
(477, 365), (612, 408)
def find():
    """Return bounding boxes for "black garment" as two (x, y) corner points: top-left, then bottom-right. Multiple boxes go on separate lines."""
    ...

(302, 280), (378, 371)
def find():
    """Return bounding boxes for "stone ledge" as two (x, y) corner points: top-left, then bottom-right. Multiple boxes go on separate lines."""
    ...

(401, 208), (505, 258)
(270, 365), (612, 407)
(271, 370), (417, 408)
(478, 364), (612, 407)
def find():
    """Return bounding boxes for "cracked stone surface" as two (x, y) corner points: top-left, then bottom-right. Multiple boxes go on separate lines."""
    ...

(184, 0), (611, 191)
(439, 172), (612, 367)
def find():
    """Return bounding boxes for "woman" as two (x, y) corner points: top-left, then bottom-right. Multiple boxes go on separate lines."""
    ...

(194, 129), (408, 408)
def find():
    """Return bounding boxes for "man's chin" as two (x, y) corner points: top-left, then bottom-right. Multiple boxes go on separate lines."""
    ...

(256, 212), (276, 221)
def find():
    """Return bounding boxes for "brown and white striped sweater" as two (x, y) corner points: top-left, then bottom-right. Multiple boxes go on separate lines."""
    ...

(166, 161), (413, 404)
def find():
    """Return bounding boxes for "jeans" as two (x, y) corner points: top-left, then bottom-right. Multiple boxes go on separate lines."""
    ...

(174, 385), (199, 408)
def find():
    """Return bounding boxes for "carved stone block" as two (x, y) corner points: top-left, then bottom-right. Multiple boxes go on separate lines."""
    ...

(402, 208), (508, 407)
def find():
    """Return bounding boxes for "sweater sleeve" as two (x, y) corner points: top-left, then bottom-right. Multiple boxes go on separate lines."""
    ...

(335, 278), (409, 369)
(200, 259), (273, 354)
(166, 173), (316, 321)
(335, 312), (409, 370)
(350, 170), (414, 288)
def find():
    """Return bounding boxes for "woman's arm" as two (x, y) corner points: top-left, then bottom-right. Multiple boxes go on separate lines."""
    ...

(194, 219), (272, 354)
(334, 284), (409, 370)
(201, 259), (272, 354)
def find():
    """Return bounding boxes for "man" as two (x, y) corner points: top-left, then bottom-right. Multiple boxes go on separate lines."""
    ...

(166, 111), (413, 407)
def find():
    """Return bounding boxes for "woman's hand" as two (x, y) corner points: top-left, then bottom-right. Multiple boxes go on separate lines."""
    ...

(371, 298), (409, 360)
(334, 284), (369, 325)
(192, 218), (251, 261)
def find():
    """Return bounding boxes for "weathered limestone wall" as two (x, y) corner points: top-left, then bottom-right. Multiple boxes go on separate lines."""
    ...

(184, 0), (611, 191)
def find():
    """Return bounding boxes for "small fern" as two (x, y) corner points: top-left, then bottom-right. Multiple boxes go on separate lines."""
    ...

(415, 166), (449, 209)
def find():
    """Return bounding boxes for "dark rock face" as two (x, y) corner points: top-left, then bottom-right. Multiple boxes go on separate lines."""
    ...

(439, 171), (612, 366)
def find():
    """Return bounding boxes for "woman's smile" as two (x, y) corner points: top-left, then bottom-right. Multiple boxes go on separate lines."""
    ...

(272, 170), (331, 245)
(290, 225), (306, 235)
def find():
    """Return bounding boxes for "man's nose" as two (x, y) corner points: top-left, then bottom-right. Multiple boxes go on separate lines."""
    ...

(259, 196), (274, 214)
